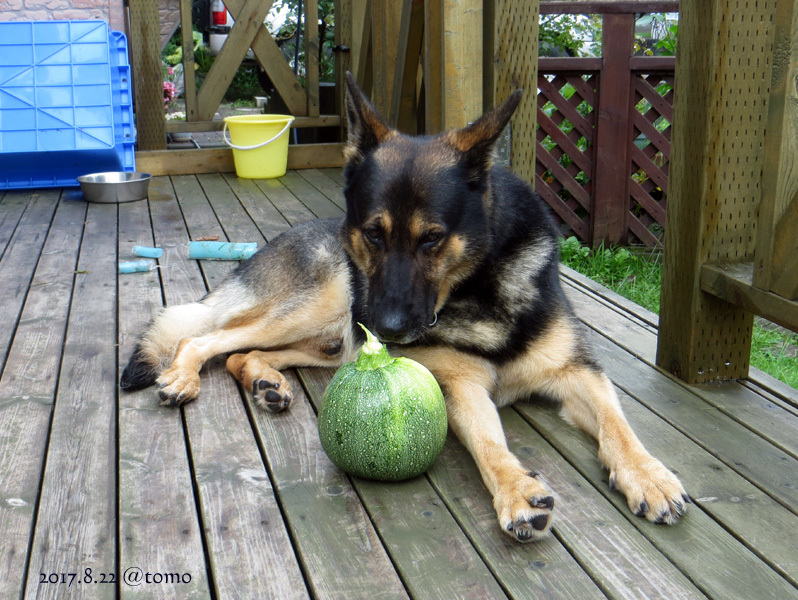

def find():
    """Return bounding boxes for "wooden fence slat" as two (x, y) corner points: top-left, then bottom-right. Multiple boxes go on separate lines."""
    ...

(128, 0), (166, 149)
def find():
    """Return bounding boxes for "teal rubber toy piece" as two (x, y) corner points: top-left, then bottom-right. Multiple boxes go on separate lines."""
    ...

(133, 245), (163, 258)
(119, 260), (152, 274)
(188, 241), (258, 260)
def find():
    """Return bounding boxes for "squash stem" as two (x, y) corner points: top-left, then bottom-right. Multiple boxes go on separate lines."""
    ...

(355, 323), (395, 371)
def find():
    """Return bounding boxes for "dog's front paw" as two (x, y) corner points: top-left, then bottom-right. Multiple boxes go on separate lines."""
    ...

(494, 471), (556, 543)
(251, 378), (292, 413)
(156, 367), (201, 406)
(610, 455), (689, 525)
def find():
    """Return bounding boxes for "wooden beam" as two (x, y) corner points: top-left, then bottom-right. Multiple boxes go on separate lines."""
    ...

(305, 0), (320, 117)
(371, 0), (405, 117)
(489, 0), (540, 183)
(219, 0), (308, 116)
(657, 0), (778, 383)
(591, 13), (635, 246)
(754, 0), (798, 301)
(128, 0), (166, 150)
(423, 0), (444, 134)
(391, 0), (425, 132)
(540, 1), (680, 13)
(136, 144), (345, 175)
(701, 263), (798, 334)
(165, 115), (341, 134)
(179, 0), (197, 122)
(441, 0), (483, 129)
(196, 0), (275, 120)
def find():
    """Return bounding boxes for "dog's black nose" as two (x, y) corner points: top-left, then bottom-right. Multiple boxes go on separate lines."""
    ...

(374, 312), (410, 343)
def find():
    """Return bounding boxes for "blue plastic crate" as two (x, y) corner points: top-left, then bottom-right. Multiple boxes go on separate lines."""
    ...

(0, 20), (135, 189)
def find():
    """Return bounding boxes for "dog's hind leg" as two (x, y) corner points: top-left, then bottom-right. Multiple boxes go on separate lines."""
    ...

(227, 338), (347, 412)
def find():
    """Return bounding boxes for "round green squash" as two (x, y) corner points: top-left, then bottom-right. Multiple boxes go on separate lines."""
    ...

(318, 325), (448, 481)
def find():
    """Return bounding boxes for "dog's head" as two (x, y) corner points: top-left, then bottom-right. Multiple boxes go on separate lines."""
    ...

(342, 73), (522, 344)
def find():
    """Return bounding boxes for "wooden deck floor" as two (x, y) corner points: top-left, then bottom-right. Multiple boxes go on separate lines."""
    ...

(1, 171), (797, 600)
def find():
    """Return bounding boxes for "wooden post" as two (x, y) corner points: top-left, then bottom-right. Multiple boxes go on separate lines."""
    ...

(371, 0), (405, 117)
(390, 0), (425, 133)
(441, 0), (483, 129)
(179, 0), (197, 122)
(656, 0), (778, 383)
(423, 0), (444, 134)
(487, 0), (539, 184)
(754, 0), (798, 301)
(591, 13), (634, 247)
(305, 0), (320, 117)
(128, 0), (166, 150)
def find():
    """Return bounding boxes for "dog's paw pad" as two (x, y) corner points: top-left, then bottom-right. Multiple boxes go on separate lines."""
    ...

(610, 456), (688, 525)
(252, 379), (292, 412)
(156, 369), (200, 406)
(496, 475), (556, 543)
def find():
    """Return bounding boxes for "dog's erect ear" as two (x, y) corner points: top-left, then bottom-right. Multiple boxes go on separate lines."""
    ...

(344, 72), (395, 165)
(446, 89), (523, 181)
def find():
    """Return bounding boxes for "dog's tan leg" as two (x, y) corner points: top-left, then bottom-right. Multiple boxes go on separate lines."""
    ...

(227, 341), (346, 412)
(547, 366), (688, 524)
(156, 326), (266, 405)
(403, 347), (555, 542)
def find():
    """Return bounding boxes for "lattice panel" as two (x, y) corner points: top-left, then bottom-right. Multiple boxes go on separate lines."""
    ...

(628, 72), (674, 247)
(536, 72), (598, 241)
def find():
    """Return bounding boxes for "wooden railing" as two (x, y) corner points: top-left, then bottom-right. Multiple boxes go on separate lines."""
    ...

(536, 2), (678, 249)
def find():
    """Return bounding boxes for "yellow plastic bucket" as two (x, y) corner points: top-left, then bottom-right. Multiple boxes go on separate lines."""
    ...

(223, 114), (295, 179)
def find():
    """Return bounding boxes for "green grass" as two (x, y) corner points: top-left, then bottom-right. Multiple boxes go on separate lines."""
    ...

(559, 237), (798, 390)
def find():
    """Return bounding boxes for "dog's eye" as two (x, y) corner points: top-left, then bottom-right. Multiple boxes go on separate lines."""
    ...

(420, 231), (444, 248)
(364, 227), (383, 245)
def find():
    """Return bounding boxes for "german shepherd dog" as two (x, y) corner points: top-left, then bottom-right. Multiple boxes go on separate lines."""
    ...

(121, 73), (688, 542)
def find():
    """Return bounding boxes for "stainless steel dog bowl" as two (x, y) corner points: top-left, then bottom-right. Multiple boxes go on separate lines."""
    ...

(77, 172), (152, 203)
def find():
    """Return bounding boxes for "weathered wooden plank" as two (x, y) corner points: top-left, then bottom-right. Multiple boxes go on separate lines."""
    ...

(0, 195), (86, 600)
(117, 196), (211, 599)
(150, 176), (309, 599)
(426, 436), (608, 599)
(319, 167), (347, 187)
(503, 409), (707, 600)
(299, 368), (508, 600)
(701, 263), (798, 334)
(587, 328), (798, 516)
(220, 174), (293, 241)
(371, 0), (405, 117)
(25, 201), (118, 599)
(277, 171), (345, 219)
(250, 370), (412, 599)
(0, 189), (61, 371)
(516, 395), (798, 599)
(0, 191), (31, 260)
(561, 277), (798, 465)
(754, 0), (798, 300)
(196, 173), (270, 243)
(390, 0), (425, 133)
(295, 168), (346, 210)
(253, 178), (320, 227)
(135, 144), (346, 177)
(179, 0), (198, 121)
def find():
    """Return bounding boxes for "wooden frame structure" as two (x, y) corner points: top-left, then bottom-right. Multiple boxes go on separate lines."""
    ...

(128, 0), (346, 175)
(657, 0), (798, 383)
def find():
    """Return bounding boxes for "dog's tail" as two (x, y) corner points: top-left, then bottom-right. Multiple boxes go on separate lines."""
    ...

(120, 301), (215, 391)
